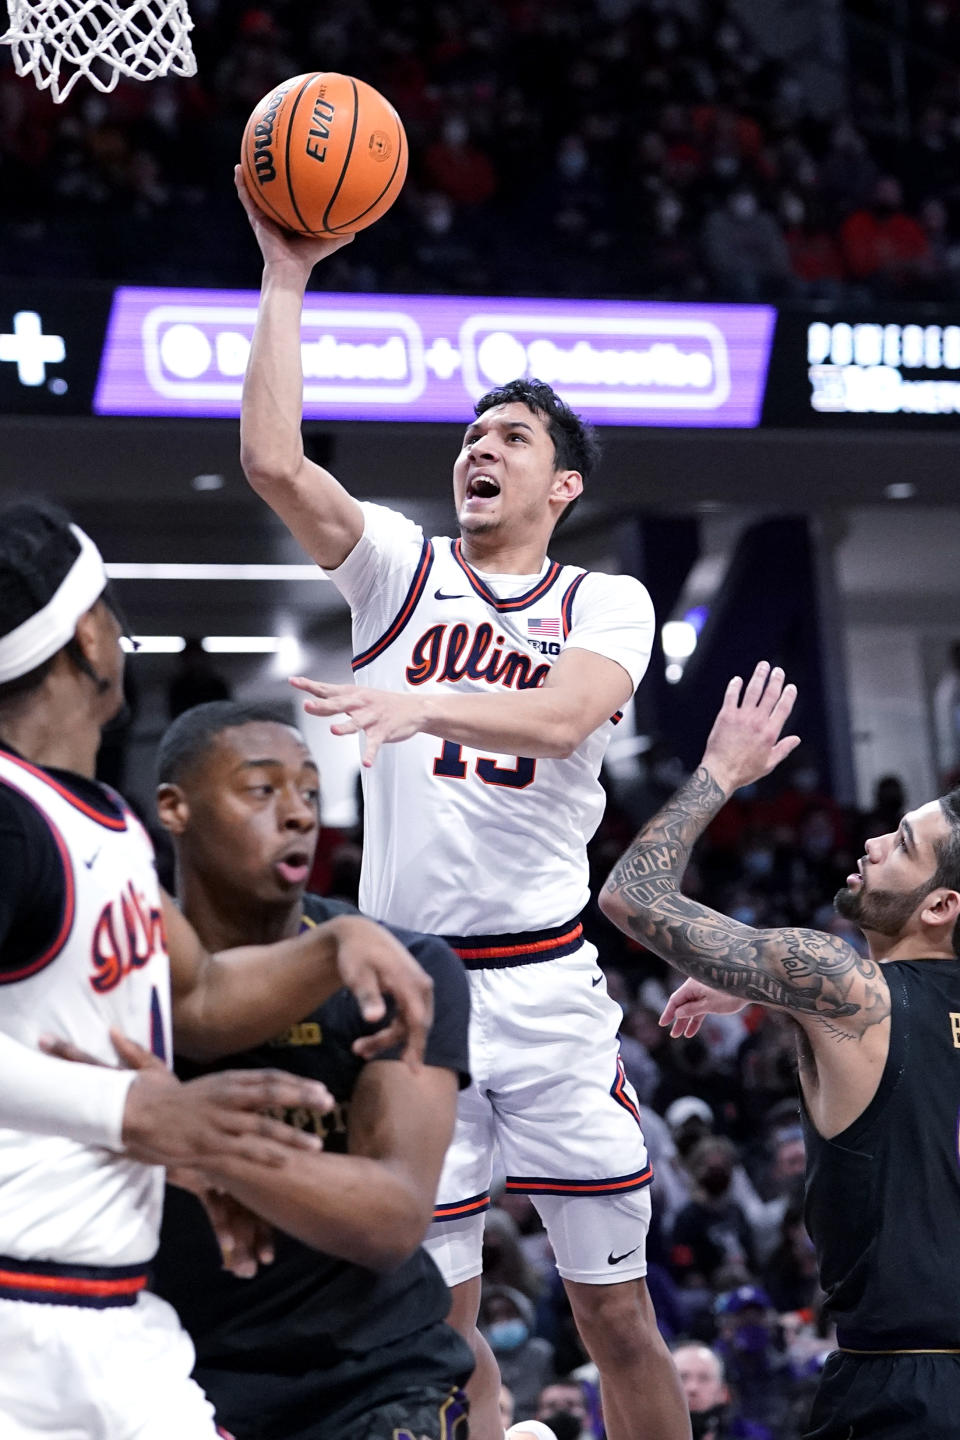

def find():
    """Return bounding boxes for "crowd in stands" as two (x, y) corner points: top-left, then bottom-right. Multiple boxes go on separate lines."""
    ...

(2, 0), (960, 301)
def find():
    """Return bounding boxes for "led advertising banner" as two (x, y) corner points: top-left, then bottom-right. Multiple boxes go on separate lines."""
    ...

(0, 282), (113, 415)
(92, 288), (776, 427)
(762, 310), (960, 427)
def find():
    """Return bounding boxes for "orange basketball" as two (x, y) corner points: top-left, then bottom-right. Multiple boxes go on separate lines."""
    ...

(241, 72), (408, 237)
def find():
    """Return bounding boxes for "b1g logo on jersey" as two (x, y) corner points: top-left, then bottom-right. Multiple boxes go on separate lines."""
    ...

(90, 881), (167, 994)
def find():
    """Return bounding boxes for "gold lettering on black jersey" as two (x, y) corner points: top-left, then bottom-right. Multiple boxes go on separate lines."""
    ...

(268, 1021), (322, 1047)
(950, 1013), (960, 1048)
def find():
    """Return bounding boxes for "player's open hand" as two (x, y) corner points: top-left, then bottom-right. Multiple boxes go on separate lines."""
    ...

(42, 1027), (336, 1167)
(701, 661), (800, 795)
(123, 1064), (335, 1169)
(328, 915), (434, 1069)
(658, 978), (748, 1039)
(234, 166), (354, 276)
(290, 677), (426, 767)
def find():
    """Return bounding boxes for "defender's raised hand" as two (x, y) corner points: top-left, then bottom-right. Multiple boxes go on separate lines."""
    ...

(702, 661), (800, 796)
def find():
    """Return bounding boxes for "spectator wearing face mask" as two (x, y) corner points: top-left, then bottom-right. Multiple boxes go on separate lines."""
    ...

(479, 1286), (555, 1418)
(423, 114), (497, 207)
(713, 1287), (794, 1435)
(535, 1377), (593, 1440)
(672, 1343), (772, 1440)
(664, 1098), (788, 1266)
(670, 1138), (758, 1287)
(700, 186), (794, 300)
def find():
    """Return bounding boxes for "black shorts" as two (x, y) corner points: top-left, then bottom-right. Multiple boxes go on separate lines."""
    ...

(354, 1386), (469, 1440)
(805, 1350), (960, 1439)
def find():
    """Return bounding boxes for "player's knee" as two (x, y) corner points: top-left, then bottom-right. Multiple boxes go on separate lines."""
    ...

(568, 1281), (660, 1365)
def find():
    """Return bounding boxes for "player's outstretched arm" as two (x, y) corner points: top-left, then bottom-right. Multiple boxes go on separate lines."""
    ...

(200, 1052), (459, 1271)
(599, 663), (890, 1043)
(166, 897), (433, 1069)
(292, 645), (635, 766)
(235, 166), (364, 570)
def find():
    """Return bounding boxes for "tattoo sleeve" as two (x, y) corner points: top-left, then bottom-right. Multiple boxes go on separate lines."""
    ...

(602, 767), (889, 1037)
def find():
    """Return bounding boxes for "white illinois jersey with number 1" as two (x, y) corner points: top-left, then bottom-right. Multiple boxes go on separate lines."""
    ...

(327, 502), (655, 937)
(0, 752), (171, 1268)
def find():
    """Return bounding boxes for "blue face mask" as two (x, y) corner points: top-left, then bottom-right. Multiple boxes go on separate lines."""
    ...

(487, 1318), (530, 1353)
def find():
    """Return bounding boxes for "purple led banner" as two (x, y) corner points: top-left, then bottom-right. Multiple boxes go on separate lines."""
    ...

(93, 288), (775, 427)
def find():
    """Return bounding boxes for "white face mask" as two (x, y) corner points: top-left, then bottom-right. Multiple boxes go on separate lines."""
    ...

(729, 192), (758, 220)
(443, 117), (469, 148)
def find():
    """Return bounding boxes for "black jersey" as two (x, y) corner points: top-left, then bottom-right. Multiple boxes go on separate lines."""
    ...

(152, 893), (473, 1437)
(803, 958), (960, 1349)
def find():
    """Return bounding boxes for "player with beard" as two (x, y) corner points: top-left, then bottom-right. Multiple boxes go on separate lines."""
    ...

(601, 660), (960, 1440)
(148, 700), (473, 1440)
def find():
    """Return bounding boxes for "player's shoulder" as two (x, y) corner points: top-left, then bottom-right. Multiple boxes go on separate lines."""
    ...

(358, 500), (429, 549)
(562, 567), (654, 617)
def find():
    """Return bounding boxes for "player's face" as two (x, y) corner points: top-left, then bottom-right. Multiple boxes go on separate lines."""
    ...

(834, 801), (951, 936)
(452, 402), (579, 539)
(91, 599), (126, 724)
(181, 722), (319, 905)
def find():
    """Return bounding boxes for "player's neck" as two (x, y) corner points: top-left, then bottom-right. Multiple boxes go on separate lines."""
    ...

(868, 931), (956, 963)
(177, 874), (304, 951)
(458, 532), (550, 575)
(0, 703), (99, 778)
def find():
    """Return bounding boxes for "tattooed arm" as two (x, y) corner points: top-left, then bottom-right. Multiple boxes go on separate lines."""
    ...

(599, 664), (891, 1045)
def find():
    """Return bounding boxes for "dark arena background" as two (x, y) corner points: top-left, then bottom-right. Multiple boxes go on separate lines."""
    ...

(2, 3), (960, 1435)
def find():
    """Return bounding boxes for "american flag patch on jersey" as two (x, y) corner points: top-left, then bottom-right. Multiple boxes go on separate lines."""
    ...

(528, 617), (560, 637)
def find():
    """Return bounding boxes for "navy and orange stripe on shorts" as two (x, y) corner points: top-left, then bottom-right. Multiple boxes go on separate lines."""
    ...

(0, 1255), (148, 1308)
(442, 912), (586, 970)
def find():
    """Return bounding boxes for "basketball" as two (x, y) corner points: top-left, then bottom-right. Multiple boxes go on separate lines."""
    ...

(240, 71), (408, 238)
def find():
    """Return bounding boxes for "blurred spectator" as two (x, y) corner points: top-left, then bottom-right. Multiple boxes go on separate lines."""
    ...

(499, 1383), (516, 1431)
(713, 1286), (793, 1435)
(479, 1286), (555, 1417)
(482, 1206), (543, 1301)
(423, 115), (497, 207)
(671, 1137), (758, 1286)
(672, 1341), (772, 1440)
(535, 1377), (593, 1440)
(761, 1201), (820, 1314)
(839, 175), (932, 295)
(166, 637), (230, 719)
(700, 185), (793, 300)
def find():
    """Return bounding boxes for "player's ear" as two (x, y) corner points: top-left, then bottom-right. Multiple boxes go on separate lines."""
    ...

(921, 888), (960, 932)
(156, 783), (189, 835)
(551, 469), (582, 504)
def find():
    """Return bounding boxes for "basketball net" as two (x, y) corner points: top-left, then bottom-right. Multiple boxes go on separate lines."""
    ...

(1, 0), (197, 103)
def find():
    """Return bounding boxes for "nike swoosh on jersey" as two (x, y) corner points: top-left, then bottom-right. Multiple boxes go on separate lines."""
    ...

(607, 1245), (640, 1265)
(591, 973), (604, 986)
(83, 847), (101, 870)
(433, 589), (472, 601)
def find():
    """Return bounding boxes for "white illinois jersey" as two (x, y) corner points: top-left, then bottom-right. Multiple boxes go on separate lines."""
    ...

(327, 502), (655, 936)
(0, 752), (171, 1268)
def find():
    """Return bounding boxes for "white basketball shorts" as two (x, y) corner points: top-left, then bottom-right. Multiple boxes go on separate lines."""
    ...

(0, 1268), (229, 1440)
(424, 935), (653, 1288)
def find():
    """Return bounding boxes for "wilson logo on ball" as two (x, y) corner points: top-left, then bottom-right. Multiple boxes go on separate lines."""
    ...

(241, 71), (408, 238)
(250, 80), (296, 185)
